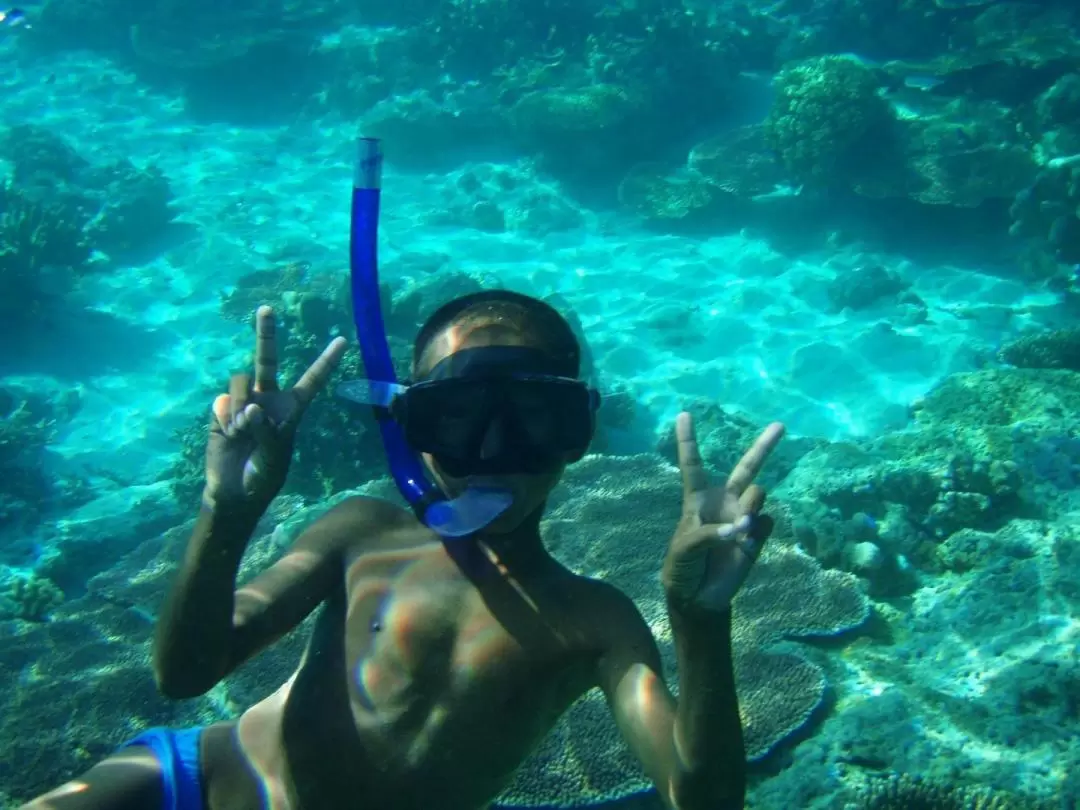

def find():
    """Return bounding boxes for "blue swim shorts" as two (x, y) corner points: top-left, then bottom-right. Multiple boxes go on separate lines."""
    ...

(120, 726), (205, 810)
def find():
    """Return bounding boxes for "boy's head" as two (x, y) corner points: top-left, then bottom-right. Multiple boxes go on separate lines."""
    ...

(406, 290), (595, 533)
(412, 289), (580, 379)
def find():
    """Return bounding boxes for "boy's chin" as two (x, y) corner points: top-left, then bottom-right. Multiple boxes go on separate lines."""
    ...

(479, 500), (542, 534)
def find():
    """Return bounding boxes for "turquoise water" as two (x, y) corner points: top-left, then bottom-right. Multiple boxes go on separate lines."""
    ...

(1, 3), (1079, 809)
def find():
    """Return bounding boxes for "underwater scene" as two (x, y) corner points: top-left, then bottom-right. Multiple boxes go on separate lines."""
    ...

(1, 0), (1079, 808)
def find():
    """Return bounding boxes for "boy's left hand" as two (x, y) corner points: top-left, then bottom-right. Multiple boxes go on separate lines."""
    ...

(661, 412), (785, 614)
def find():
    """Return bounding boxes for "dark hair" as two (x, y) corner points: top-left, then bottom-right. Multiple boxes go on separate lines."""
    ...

(413, 290), (581, 377)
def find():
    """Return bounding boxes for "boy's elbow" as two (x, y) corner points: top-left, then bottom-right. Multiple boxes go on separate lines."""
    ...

(153, 666), (209, 699)
(151, 651), (222, 699)
(669, 769), (745, 810)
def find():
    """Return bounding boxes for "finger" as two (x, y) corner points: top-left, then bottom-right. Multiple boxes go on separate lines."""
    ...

(738, 483), (766, 515)
(675, 411), (709, 505)
(726, 422), (785, 495)
(210, 394), (230, 433)
(236, 402), (275, 447)
(292, 336), (348, 409)
(228, 373), (252, 423)
(253, 306), (279, 393)
(712, 515), (769, 559)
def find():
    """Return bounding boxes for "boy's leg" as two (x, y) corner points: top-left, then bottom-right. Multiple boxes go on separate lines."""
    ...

(18, 747), (163, 810)
(20, 726), (205, 810)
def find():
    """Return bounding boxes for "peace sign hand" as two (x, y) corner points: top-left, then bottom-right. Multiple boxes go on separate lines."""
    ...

(661, 412), (785, 614)
(203, 305), (348, 513)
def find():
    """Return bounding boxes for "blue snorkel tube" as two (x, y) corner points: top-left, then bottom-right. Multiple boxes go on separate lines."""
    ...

(342, 138), (512, 538)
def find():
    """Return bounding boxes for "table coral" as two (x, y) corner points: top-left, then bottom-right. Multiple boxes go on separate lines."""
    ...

(498, 453), (869, 807)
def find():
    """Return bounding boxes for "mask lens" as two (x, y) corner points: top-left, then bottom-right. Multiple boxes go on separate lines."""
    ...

(510, 378), (592, 448)
(404, 380), (486, 457)
(403, 376), (596, 476)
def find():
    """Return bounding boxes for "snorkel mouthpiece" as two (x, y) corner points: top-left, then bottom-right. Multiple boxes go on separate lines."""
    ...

(341, 137), (512, 538)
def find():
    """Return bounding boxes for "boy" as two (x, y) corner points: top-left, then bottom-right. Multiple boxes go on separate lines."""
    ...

(23, 291), (784, 810)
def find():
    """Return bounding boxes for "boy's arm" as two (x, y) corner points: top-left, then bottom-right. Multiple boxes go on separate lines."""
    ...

(153, 496), (397, 698)
(596, 589), (745, 810)
(600, 411), (781, 807)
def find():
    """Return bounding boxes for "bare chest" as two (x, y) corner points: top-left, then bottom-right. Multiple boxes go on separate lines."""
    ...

(342, 551), (583, 714)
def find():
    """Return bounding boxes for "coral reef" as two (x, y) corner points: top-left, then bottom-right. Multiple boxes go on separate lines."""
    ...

(616, 164), (720, 222)
(0, 385), (82, 534)
(0, 184), (90, 318)
(1033, 74), (1080, 158)
(1009, 160), (1080, 266)
(654, 400), (822, 492)
(777, 368), (1080, 591)
(826, 264), (912, 313)
(687, 125), (790, 200)
(999, 327), (1080, 372)
(854, 96), (1036, 209)
(0, 125), (174, 268)
(875, 4), (1080, 105)
(0, 573), (64, 622)
(425, 162), (585, 236)
(510, 85), (643, 140)
(763, 55), (898, 188)
(0, 511), (321, 806)
(28, 0), (1080, 274)
(853, 773), (1052, 809)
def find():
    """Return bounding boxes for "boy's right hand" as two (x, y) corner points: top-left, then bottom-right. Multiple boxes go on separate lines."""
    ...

(203, 305), (348, 513)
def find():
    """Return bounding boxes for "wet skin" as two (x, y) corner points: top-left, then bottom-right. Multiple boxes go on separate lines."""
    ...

(202, 500), (640, 810)
(23, 315), (779, 810)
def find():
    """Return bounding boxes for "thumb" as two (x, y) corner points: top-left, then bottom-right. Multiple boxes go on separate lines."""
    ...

(726, 513), (772, 564)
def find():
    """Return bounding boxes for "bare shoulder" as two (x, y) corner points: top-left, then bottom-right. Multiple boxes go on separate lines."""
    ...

(298, 495), (416, 555)
(323, 494), (413, 527)
(561, 574), (658, 658)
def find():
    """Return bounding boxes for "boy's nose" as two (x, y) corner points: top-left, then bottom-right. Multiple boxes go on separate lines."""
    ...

(479, 416), (506, 459)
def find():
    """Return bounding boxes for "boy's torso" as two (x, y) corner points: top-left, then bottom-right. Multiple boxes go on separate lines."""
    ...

(202, 503), (624, 810)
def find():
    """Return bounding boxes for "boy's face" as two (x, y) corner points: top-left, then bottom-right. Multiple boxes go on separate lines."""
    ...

(413, 320), (574, 534)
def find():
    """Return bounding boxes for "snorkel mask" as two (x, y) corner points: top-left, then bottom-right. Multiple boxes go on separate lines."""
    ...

(344, 344), (599, 479)
(336, 138), (516, 538)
